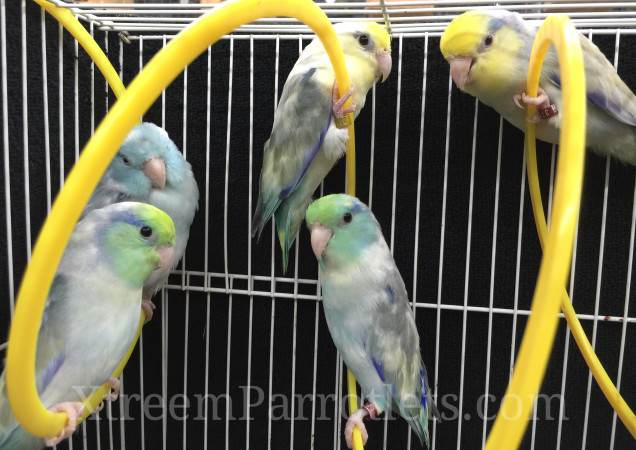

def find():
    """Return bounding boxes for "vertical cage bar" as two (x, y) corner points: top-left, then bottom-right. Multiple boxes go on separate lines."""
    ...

(481, 116), (504, 447)
(368, 83), (376, 208)
(266, 35), (280, 450)
(432, 72), (453, 450)
(21, 0), (32, 259)
(510, 152), (528, 376)
(181, 63), (190, 450)
(161, 32), (169, 450)
(582, 31), (615, 449)
(58, 23), (64, 190)
(224, 36), (235, 450)
(389, 35), (403, 255)
(74, 32), (88, 450)
(610, 161), (636, 449)
(137, 35), (145, 450)
(40, 8), (51, 213)
(202, 44), (213, 450)
(103, 30), (116, 450)
(117, 36), (127, 450)
(407, 32), (429, 450)
(245, 34), (255, 450)
(73, 38), (79, 162)
(531, 143), (557, 449)
(0, 0), (14, 314)
(456, 98), (479, 450)
(288, 35), (303, 450)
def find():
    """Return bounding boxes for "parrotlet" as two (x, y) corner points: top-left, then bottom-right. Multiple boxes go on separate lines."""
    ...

(305, 194), (439, 448)
(440, 9), (636, 165)
(85, 123), (199, 318)
(0, 202), (175, 449)
(253, 22), (392, 271)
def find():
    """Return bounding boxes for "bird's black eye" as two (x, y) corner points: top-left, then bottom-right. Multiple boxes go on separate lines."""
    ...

(140, 226), (153, 238)
(343, 212), (353, 224)
(121, 155), (131, 165)
(484, 34), (494, 47)
(358, 33), (369, 47)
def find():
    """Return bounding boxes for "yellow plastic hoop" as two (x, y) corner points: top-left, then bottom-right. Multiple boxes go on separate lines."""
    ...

(33, 0), (125, 98)
(7, 0), (359, 441)
(31, 0), (144, 424)
(524, 52), (636, 442)
(485, 15), (586, 449)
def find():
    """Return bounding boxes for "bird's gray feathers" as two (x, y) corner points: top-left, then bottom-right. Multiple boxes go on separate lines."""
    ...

(543, 33), (636, 127)
(252, 66), (332, 239)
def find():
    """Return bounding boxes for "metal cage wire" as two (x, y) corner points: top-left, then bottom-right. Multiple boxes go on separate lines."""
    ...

(0, 1), (635, 450)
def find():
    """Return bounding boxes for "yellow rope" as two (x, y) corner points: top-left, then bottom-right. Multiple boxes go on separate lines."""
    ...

(486, 15), (586, 449)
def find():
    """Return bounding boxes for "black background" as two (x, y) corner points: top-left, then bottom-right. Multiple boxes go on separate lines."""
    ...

(0, 2), (635, 449)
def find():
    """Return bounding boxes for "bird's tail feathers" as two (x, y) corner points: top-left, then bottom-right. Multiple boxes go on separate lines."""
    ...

(275, 208), (293, 273)
(405, 408), (431, 449)
(252, 193), (280, 241)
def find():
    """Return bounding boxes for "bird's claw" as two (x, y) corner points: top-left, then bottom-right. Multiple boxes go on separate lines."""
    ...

(44, 402), (84, 447)
(344, 404), (376, 448)
(106, 377), (121, 402)
(142, 298), (156, 323)
(513, 88), (558, 122)
(332, 83), (356, 119)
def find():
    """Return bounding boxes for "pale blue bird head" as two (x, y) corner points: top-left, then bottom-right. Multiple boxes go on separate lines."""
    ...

(305, 194), (381, 268)
(106, 123), (190, 199)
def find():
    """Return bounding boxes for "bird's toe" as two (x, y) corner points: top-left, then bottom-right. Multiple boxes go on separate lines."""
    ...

(44, 402), (84, 446)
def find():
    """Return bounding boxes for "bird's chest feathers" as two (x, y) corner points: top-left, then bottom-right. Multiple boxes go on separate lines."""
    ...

(63, 270), (141, 365)
(321, 243), (389, 316)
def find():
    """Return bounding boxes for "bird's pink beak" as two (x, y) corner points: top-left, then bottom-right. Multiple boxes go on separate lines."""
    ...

(143, 157), (166, 189)
(448, 56), (473, 91)
(375, 50), (392, 83)
(310, 223), (332, 259)
(156, 245), (174, 269)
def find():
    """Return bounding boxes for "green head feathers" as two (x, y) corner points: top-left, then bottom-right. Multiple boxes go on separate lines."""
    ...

(305, 194), (379, 267)
(99, 202), (176, 287)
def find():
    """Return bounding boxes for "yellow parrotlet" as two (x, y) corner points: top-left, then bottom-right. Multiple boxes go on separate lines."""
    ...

(440, 9), (636, 165)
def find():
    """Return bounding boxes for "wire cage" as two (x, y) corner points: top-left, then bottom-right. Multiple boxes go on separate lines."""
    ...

(0, 1), (634, 449)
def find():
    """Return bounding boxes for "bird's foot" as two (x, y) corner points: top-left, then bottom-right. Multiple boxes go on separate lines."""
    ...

(344, 403), (377, 448)
(106, 377), (121, 402)
(142, 297), (156, 323)
(44, 402), (84, 447)
(332, 83), (356, 128)
(513, 87), (558, 123)
(95, 377), (122, 412)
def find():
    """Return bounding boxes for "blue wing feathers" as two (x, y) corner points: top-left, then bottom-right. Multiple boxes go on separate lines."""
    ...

(38, 353), (65, 394)
(279, 111), (332, 198)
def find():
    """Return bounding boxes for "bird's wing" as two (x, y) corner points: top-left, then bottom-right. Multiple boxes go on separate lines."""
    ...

(35, 275), (70, 395)
(83, 184), (129, 218)
(544, 33), (636, 126)
(252, 66), (333, 237)
(365, 267), (428, 415)
(0, 275), (68, 445)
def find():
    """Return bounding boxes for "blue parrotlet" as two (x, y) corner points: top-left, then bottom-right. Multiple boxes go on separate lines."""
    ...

(0, 202), (176, 449)
(306, 194), (440, 448)
(253, 22), (392, 272)
(84, 123), (198, 319)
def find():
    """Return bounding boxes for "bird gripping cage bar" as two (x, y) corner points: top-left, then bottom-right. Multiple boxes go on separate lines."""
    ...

(4, 1), (633, 448)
